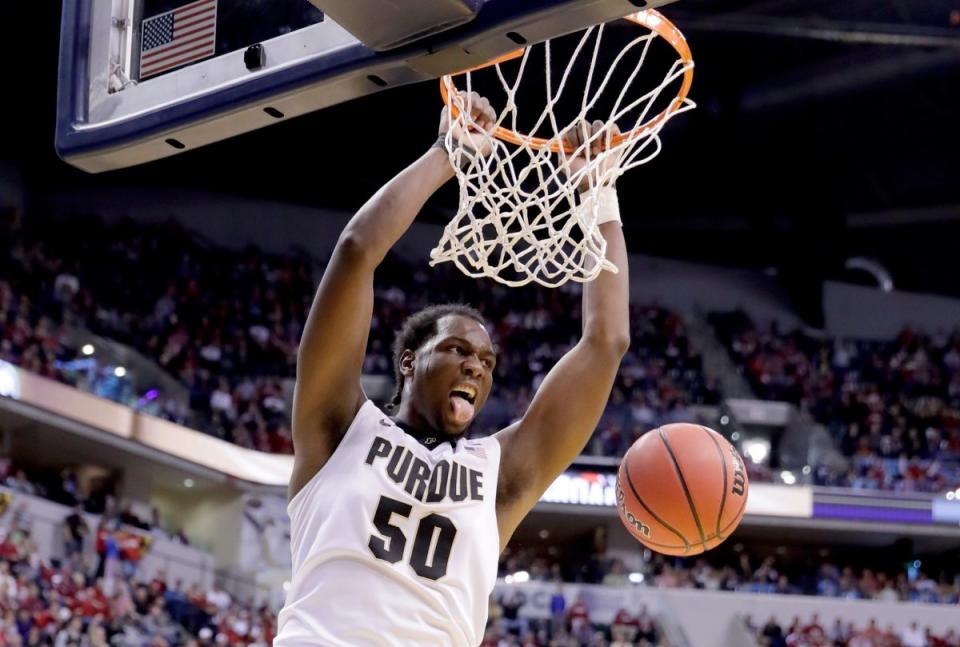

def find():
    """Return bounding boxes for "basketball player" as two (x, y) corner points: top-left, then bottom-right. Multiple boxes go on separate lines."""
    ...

(275, 92), (629, 646)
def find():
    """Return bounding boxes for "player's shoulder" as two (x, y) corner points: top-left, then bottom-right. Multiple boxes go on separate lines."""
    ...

(354, 400), (395, 429)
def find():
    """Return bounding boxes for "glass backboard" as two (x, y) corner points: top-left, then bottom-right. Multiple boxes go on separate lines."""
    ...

(57, 0), (677, 173)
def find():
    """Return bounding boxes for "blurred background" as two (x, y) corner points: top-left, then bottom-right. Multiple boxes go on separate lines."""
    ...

(0, 1), (959, 646)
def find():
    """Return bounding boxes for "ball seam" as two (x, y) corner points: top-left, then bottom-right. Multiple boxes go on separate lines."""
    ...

(623, 458), (691, 550)
(657, 427), (708, 549)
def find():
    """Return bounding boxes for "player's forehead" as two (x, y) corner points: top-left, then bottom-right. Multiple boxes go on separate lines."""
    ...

(434, 315), (495, 352)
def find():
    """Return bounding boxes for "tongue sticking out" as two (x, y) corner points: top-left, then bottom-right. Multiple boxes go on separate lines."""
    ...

(449, 395), (475, 426)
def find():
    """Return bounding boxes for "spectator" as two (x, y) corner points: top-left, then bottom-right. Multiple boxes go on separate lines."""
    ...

(500, 590), (528, 637)
(901, 621), (925, 647)
(62, 505), (88, 558)
(53, 616), (83, 647)
(610, 607), (638, 644)
(205, 583), (231, 614)
(6, 470), (37, 496)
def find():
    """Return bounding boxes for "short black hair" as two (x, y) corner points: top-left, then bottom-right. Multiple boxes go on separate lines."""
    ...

(387, 303), (486, 410)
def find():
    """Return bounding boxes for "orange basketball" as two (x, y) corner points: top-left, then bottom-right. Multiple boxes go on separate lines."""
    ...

(616, 424), (749, 556)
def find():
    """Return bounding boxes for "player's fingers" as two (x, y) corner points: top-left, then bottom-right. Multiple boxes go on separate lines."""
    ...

(477, 97), (494, 130)
(607, 123), (622, 150)
(574, 120), (589, 151)
(468, 92), (483, 119)
(481, 114), (495, 133)
(483, 100), (497, 130)
(467, 93), (485, 129)
(592, 119), (605, 155)
(565, 119), (594, 152)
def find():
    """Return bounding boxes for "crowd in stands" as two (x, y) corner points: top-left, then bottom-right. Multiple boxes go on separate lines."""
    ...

(6, 207), (960, 483)
(483, 593), (662, 646)
(0, 210), (719, 457)
(0, 457), (188, 547)
(0, 504), (276, 647)
(0, 452), (275, 647)
(1, 211), (299, 455)
(1, 443), (957, 646)
(498, 532), (960, 606)
(711, 311), (960, 492)
(745, 614), (960, 647)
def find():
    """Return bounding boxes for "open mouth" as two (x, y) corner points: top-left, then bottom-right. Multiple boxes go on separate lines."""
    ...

(448, 384), (478, 426)
(450, 383), (477, 404)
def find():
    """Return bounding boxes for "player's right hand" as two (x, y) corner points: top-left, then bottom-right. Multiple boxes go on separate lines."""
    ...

(562, 119), (623, 192)
(439, 91), (497, 157)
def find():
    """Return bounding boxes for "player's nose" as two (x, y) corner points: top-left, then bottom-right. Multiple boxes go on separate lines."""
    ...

(462, 355), (483, 377)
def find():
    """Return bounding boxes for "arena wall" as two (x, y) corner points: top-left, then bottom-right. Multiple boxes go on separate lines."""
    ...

(824, 280), (960, 340)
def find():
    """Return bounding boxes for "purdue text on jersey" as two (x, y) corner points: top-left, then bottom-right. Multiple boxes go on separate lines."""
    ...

(365, 436), (485, 503)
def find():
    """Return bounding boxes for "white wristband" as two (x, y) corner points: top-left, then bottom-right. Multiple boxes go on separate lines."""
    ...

(579, 185), (621, 226)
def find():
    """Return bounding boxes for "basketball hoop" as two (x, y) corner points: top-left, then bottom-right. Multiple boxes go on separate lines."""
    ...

(430, 9), (695, 288)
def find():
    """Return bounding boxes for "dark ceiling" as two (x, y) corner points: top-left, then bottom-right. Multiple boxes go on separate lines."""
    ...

(2, 1), (959, 318)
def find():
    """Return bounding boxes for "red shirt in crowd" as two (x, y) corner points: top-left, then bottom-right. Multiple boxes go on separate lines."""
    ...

(567, 601), (589, 628)
(613, 608), (638, 629)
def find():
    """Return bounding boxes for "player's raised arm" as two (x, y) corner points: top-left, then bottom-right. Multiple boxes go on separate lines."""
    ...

(494, 122), (631, 544)
(290, 93), (496, 500)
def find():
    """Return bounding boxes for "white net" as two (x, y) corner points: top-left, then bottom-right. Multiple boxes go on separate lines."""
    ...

(430, 10), (695, 288)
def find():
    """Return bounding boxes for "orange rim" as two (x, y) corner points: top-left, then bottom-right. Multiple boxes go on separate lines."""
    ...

(439, 9), (694, 153)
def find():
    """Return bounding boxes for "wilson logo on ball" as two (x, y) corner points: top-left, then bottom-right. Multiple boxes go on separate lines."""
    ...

(730, 446), (746, 497)
(616, 482), (651, 538)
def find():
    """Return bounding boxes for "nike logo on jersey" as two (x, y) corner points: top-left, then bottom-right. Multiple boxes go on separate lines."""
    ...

(365, 436), (484, 503)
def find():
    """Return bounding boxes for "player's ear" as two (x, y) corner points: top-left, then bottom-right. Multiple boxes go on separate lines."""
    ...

(399, 350), (416, 377)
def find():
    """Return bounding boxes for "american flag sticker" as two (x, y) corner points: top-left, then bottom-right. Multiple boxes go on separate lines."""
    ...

(464, 441), (487, 459)
(140, 0), (218, 80)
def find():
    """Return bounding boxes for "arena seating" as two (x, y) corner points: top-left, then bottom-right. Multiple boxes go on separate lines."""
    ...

(743, 614), (960, 647)
(711, 311), (960, 492)
(482, 596), (661, 646)
(6, 212), (960, 494)
(0, 213), (717, 457)
(1, 459), (958, 646)
(498, 542), (960, 606)
(0, 488), (275, 647)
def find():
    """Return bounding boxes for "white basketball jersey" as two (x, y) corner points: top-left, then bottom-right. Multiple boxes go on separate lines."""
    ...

(275, 400), (502, 647)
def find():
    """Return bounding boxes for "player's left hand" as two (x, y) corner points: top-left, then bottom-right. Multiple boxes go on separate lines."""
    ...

(562, 119), (623, 192)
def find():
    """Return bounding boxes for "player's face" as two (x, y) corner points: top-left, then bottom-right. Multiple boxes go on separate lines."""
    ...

(409, 315), (496, 435)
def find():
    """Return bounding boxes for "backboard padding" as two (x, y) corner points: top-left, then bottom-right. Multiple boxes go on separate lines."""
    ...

(308, 0), (482, 51)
